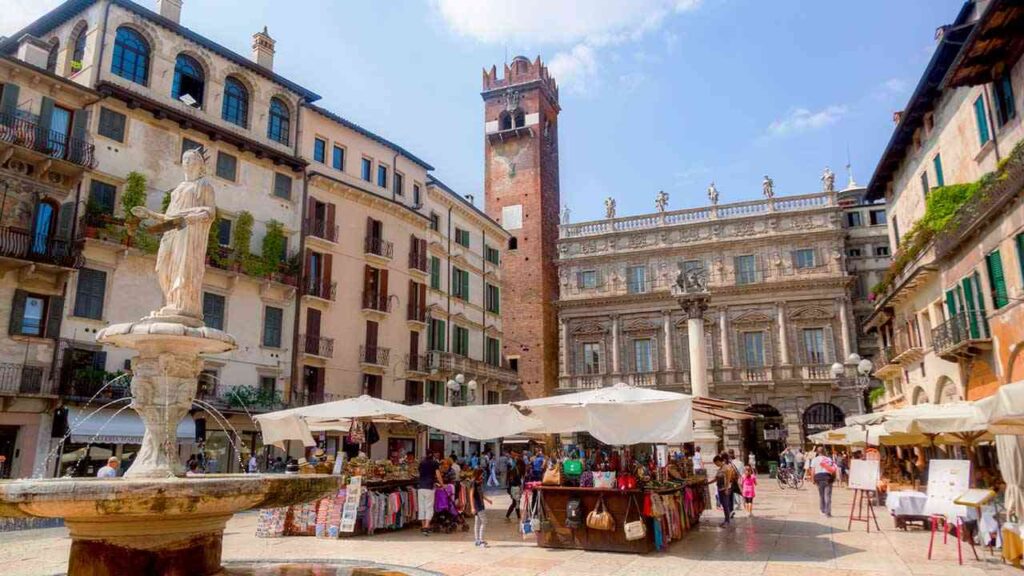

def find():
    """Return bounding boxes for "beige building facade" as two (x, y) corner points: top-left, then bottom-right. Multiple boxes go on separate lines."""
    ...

(557, 188), (867, 463)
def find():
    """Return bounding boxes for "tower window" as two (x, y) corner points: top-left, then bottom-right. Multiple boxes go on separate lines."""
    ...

(508, 237), (518, 251)
(499, 111), (512, 131)
(514, 109), (525, 128)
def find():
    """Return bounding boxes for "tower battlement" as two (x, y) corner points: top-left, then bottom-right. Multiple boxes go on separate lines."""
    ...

(482, 55), (559, 103)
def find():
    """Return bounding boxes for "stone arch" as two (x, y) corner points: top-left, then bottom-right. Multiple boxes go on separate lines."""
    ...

(935, 376), (962, 404)
(742, 404), (785, 471)
(66, 20), (89, 75)
(802, 402), (845, 439)
(911, 386), (929, 405)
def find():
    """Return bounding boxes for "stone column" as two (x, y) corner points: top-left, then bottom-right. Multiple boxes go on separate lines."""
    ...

(719, 307), (730, 367)
(663, 311), (674, 372)
(611, 314), (620, 374)
(560, 317), (570, 376)
(777, 304), (790, 365)
(683, 297), (718, 455)
(838, 298), (852, 361)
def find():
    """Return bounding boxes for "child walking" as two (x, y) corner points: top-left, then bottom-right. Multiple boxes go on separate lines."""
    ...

(471, 468), (493, 547)
(741, 465), (758, 517)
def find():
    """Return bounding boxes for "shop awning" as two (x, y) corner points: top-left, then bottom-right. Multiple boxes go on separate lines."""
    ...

(66, 407), (196, 444)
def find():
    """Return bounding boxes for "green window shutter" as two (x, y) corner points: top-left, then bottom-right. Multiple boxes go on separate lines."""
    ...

(0, 83), (20, 114)
(962, 277), (980, 339)
(974, 271), (989, 337)
(36, 97), (55, 148)
(945, 290), (957, 319)
(45, 295), (64, 339)
(987, 250), (1009, 309)
(1017, 234), (1024, 284)
(975, 96), (991, 145)
(8, 289), (27, 336)
(462, 270), (469, 300)
(933, 154), (944, 187)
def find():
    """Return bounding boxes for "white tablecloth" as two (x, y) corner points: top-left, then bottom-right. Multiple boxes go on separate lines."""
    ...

(886, 490), (928, 516)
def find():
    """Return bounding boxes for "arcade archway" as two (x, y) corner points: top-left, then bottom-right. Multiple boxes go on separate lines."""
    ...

(742, 404), (784, 472)
(802, 402), (845, 441)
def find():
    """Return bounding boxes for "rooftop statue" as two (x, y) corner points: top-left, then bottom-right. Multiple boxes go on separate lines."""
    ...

(707, 181), (719, 205)
(762, 175), (774, 199)
(605, 197), (616, 219)
(822, 166), (836, 193)
(656, 190), (669, 213)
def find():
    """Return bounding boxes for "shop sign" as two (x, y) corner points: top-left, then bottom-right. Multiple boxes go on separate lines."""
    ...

(763, 428), (787, 441)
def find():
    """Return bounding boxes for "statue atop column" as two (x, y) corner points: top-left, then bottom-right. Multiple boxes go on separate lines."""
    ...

(655, 190), (669, 213)
(707, 182), (719, 205)
(821, 166), (835, 193)
(604, 197), (616, 219)
(561, 204), (571, 224)
(762, 175), (774, 199)
(672, 262), (709, 297)
(131, 149), (216, 326)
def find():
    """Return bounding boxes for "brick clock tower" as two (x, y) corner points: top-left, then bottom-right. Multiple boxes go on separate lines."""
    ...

(482, 56), (561, 400)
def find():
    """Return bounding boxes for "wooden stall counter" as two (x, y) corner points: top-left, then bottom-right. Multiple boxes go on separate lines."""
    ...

(535, 479), (708, 554)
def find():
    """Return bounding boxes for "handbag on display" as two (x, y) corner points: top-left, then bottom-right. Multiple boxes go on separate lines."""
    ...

(580, 471), (594, 488)
(537, 493), (553, 533)
(565, 497), (584, 530)
(563, 459), (583, 476)
(542, 464), (563, 486)
(623, 495), (646, 541)
(586, 496), (615, 531)
(617, 474), (637, 490)
(593, 471), (617, 489)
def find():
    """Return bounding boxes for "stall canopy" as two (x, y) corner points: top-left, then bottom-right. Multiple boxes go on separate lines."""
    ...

(254, 395), (543, 448)
(808, 424), (933, 447)
(974, 380), (1024, 435)
(66, 407), (195, 444)
(846, 402), (992, 446)
(513, 383), (738, 445)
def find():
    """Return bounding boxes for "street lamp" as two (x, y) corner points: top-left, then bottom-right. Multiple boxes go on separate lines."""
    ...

(831, 353), (875, 415)
(446, 373), (477, 406)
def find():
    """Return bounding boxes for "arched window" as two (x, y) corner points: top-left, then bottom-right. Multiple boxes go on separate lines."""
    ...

(222, 77), (249, 128)
(111, 27), (149, 85)
(172, 54), (204, 107)
(508, 237), (518, 250)
(513, 109), (525, 128)
(70, 23), (87, 73)
(46, 39), (59, 73)
(499, 111), (512, 131)
(267, 97), (290, 145)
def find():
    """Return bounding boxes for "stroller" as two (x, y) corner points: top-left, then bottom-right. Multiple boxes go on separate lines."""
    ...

(432, 484), (468, 533)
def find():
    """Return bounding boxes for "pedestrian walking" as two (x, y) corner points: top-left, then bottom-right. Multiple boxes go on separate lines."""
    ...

(741, 465), (758, 516)
(96, 457), (120, 478)
(247, 453), (258, 474)
(418, 452), (441, 535)
(709, 455), (735, 527)
(692, 446), (704, 471)
(486, 452), (499, 487)
(505, 450), (525, 521)
(810, 447), (837, 517)
(795, 449), (805, 478)
(470, 468), (493, 547)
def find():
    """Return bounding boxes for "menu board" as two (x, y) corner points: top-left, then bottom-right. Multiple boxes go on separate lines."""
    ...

(339, 476), (363, 533)
(922, 459), (970, 519)
(848, 459), (880, 491)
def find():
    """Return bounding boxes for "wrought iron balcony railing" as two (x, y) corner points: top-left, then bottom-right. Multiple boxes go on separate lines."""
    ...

(301, 333), (334, 358)
(932, 310), (990, 357)
(0, 226), (82, 268)
(406, 353), (430, 374)
(304, 278), (337, 301)
(360, 345), (390, 367)
(305, 218), (339, 243)
(0, 110), (96, 168)
(362, 291), (391, 313)
(0, 363), (50, 396)
(409, 250), (428, 273)
(364, 236), (394, 259)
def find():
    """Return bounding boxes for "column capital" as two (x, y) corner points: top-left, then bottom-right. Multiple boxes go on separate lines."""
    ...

(676, 295), (709, 319)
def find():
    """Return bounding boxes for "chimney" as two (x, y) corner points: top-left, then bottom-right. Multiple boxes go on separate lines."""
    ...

(156, 0), (183, 24)
(252, 27), (275, 70)
(16, 35), (51, 69)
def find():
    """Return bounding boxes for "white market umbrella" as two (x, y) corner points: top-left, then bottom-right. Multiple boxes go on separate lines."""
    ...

(974, 380), (1024, 435)
(876, 402), (992, 445)
(255, 395), (425, 448)
(409, 403), (543, 441)
(514, 383), (696, 445)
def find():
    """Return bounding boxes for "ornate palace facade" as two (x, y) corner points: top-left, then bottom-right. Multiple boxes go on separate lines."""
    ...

(556, 190), (872, 457)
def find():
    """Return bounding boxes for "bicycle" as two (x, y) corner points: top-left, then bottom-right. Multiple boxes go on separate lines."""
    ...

(776, 465), (804, 489)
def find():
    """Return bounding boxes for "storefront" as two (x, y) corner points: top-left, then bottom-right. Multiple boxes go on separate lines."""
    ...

(58, 407), (195, 477)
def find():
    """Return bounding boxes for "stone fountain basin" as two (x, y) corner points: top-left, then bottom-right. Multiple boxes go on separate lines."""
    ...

(0, 474), (341, 520)
(0, 475), (343, 575)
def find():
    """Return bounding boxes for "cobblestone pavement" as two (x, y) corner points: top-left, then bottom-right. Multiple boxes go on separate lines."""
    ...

(1, 477), (1018, 575)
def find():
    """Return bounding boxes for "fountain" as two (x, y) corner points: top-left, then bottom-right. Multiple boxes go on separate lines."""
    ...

(0, 150), (341, 575)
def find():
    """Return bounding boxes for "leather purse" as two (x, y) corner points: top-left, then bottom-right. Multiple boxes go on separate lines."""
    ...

(617, 474), (637, 490)
(593, 471), (616, 489)
(563, 459), (583, 476)
(586, 496), (615, 531)
(623, 495), (646, 541)
(542, 465), (562, 486)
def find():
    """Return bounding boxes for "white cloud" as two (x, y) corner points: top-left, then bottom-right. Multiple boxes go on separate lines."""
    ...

(618, 72), (646, 93)
(766, 105), (848, 137)
(433, 0), (701, 93)
(1, 0), (61, 37)
(871, 77), (910, 101)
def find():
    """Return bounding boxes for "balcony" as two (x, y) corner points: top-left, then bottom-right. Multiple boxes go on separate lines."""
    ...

(58, 373), (130, 402)
(195, 381), (286, 413)
(0, 226), (82, 269)
(364, 236), (393, 262)
(891, 328), (926, 365)
(409, 251), (428, 274)
(289, 389), (342, 407)
(872, 346), (902, 379)
(406, 353), (430, 375)
(305, 218), (338, 243)
(622, 371), (662, 387)
(360, 345), (391, 369)
(932, 311), (992, 362)
(303, 278), (337, 301)
(407, 302), (427, 325)
(798, 364), (833, 381)
(740, 367), (772, 383)
(300, 334), (334, 358)
(0, 110), (96, 169)
(0, 363), (51, 396)
(362, 291), (392, 315)
(428, 351), (520, 387)
(558, 374), (608, 391)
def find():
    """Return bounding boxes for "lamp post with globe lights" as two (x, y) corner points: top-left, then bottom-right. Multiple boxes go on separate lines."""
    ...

(831, 353), (876, 416)
(446, 373), (478, 406)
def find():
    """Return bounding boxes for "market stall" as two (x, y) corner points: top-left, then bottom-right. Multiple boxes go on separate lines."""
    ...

(512, 384), (751, 554)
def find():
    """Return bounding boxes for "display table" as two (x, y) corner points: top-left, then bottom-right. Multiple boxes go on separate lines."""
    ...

(534, 478), (708, 554)
(885, 490), (929, 530)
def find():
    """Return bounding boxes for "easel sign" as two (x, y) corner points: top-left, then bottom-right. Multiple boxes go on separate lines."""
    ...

(847, 460), (881, 532)
(339, 475), (363, 533)
(923, 459), (970, 520)
(849, 459), (880, 491)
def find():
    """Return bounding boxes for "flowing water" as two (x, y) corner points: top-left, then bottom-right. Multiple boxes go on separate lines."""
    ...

(33, 396), (133, 478)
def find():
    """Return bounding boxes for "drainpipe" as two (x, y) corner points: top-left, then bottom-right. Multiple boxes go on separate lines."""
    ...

(93, 0), (114, 88)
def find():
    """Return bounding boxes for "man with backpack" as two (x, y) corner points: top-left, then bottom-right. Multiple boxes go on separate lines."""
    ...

(810, 447), (837, 517)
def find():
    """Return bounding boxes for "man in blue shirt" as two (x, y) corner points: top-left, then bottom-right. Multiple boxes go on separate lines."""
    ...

(417, 452), (441, 535)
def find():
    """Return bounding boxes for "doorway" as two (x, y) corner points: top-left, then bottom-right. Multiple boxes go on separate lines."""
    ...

(742, 404), (784, 472)
(0, 426), (18, 478)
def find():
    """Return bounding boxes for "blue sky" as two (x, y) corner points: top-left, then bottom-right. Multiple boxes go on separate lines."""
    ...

(6, 0), (964, 222)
